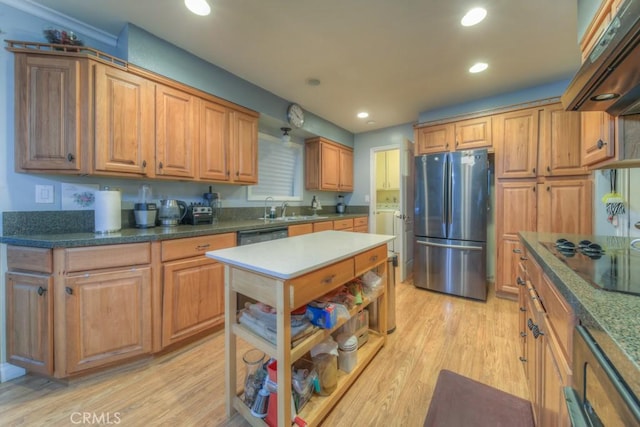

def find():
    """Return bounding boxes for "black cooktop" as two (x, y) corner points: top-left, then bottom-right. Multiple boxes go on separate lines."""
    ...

(541, 238), (640, 296)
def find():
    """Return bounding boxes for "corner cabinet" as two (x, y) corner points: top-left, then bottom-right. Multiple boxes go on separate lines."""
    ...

(305, 137), (354, 192)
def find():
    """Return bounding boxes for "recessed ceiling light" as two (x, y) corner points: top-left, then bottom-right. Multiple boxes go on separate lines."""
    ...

(185, 0), (211, 16)
(461, 7), (487, 27)
(469, 62), (488, 73)
(367, 120), (376, 125)
(307, 78), (321, 86)
(357, 112), (369, 119)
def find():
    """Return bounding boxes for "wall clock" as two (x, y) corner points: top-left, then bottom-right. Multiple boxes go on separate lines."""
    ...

(287, 103), (305, 128)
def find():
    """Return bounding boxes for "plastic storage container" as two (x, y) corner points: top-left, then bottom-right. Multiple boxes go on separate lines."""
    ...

(337, 334), (358, 373)
(312, 353), (338, 395)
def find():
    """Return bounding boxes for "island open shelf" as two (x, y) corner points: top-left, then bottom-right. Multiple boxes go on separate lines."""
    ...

(206, 231), (393, 427)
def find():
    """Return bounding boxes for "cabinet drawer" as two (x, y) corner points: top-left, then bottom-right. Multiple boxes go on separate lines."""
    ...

(538, 274), (575, 361)
(333, 218), (354, 230)
(354, 245), (387, 275)
(162, 233), (236, 261)
(65, 243), (151, 272)
(289, 258), (354, 309)
(7, 246), (52, 273)
(313, 221), (334, 232)
(354, 216), (368, 227)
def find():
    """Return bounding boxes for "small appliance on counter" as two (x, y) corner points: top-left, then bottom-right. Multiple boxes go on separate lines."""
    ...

(134, 185), (157, 228)
(202, 186), (221, 223)
(134, 203), (157, 228)
(336, 195), (346, 214)
(184, 203), (214, 225)
(157, 199), (187, 226)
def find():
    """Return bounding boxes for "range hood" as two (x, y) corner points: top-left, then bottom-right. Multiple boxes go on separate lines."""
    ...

(562, 0), (640, 116)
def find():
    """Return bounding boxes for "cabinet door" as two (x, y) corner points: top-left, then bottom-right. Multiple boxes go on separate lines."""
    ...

(416, 123), (453, 154)
(230, 110), (258, 184)
(498, 239), (525, 297)
(494, 108), (539, 178)
(155, 84), (198, 178)
(63, 267), (152, 374)
(496, 180), (538, 239)
(540, 105), (586, 176)
(320, 142), (340, 190)
(94, 64), (154, 176)
(199, 100), (230, 181)
(15, 55), (84, 172)
(162, 257), (225, 347)
(375, 152), (387, 190)
(537, 178), (592, 235)
(339, 147), (354, 191)
(581, 111), (616, 166)
(6, 272), (53, 376)
(454, 116), (492, 150)
(540, 319), (572, 427)
(386, 149), (400, 189)
(288, 223), (313, 237)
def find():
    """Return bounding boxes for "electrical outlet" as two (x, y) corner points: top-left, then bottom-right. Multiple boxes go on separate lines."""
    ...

(35, 185), (54, 203)
(364, 194), (370, 203)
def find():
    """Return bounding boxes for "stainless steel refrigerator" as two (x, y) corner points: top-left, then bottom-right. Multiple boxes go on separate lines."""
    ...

(413, 149), (489, 300)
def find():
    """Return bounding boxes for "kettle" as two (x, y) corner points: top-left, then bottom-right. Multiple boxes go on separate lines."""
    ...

(158, 199), (187, 226)
(336, 195), (346, 214)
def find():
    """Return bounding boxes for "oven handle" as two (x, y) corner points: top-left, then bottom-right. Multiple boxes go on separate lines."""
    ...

(563, 387), (590, 427)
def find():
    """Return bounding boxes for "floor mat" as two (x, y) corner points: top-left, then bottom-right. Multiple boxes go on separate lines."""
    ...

(424, 369), (534, 427)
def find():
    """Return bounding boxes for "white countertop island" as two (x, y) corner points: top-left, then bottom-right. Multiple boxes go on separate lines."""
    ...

(206, 230), (393, 427)
(206, 230), (393, 278)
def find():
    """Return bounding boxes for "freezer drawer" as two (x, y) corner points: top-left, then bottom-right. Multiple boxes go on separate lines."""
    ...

(413, 237), (487, 301)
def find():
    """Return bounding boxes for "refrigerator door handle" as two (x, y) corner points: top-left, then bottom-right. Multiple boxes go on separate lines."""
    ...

(417, 240), (484, 251)
(444, 153), (450, 230)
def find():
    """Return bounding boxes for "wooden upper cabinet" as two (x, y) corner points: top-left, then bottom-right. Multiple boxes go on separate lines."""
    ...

(537, 178), (593, 235)
(581, 111), (616, 166)
(539, 104), (586, 176)
(494, 108), (539, 178)
(455, 116), (492, 150)
(230, 110), (259, 184)
(416, 123), (453, 154)
(415, 116), (492, 155)
(305, 137), (354, 192)
(199, 99), (229, 181)
(155, 84), (198, 178)
(339, 146), (354, 191)
(94, 64), (154, 176)
(14, 54), (87, 172)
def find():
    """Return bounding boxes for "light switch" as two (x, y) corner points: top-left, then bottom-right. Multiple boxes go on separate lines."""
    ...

(35, 185), (54, 203)
(364, 194), (370, 203)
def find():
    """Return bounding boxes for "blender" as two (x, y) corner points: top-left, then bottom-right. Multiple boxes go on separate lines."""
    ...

(134, 185), (157, 228)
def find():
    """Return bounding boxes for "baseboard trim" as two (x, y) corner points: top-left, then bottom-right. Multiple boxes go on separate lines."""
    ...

(0, 362), (26, 382)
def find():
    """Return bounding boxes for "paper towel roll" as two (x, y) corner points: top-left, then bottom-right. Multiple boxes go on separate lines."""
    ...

(94, 189), (121, 233)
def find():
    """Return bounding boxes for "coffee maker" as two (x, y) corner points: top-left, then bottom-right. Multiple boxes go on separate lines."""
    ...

(134, 185), (157, 228)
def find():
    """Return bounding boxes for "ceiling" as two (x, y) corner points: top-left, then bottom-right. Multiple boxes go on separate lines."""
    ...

(24, 0), (581, 134)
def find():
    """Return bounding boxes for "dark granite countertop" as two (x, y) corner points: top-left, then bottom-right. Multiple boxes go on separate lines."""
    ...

(0, 214), (366, 248)
(519, 231), (640, 400)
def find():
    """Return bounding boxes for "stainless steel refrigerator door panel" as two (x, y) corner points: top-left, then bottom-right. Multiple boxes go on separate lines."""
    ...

(413, 237), (487, 301)
(448, 150), (488, 242)
(414, 154), (448, 238)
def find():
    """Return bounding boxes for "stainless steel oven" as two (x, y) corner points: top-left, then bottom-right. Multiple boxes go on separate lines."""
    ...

(564, 325), (640, 426)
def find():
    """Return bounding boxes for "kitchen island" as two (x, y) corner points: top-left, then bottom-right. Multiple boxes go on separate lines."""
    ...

(206, 230), (393, 427)
(519, 231), (640, 401)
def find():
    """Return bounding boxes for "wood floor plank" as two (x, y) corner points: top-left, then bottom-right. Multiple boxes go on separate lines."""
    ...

(0, 280), (528, 426)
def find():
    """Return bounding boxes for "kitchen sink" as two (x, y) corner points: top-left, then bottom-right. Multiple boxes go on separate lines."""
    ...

(258, 215), (329, 222)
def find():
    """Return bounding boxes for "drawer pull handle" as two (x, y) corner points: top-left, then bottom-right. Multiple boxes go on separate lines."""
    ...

(532, 324), (544, 339)
(519, 356), (527, 363)
(369, 255), (378, 262)
(597, 139), (606, 149)
(520, 331), (527, 337)
(65, 287), (73, 295)
(527, 318), (534, 330)
(37, 286), (46, 296)
(516, 277), (525, 286)
(67, 153), (75, 162)
(519, 307), (526, 312)
(520, 256), (528, 261)
(512, 248), (522, 254)
(322, 274), (336, 284)
(196, 244), (211, 251)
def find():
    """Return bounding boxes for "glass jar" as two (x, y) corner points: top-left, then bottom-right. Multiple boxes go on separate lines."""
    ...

(243, 349), (266, 408)
(312, 353), (338, 396)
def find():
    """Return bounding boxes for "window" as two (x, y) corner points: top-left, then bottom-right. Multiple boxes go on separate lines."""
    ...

(247, 133), (303, 201)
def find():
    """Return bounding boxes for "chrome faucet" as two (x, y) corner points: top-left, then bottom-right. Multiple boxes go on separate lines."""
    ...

(280, 201), (289, 218)
(264, 196), (274, 221)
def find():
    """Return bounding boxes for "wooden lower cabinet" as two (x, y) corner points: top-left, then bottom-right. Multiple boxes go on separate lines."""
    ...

(288, 223), (313, 236)
(354, 216), (369, 232)
(313, 221), (334, 232)
(6, 272), (54, 376)
(63, 267), (152, 374)
(540, 318), (572, 427)
(162, 257), (225, 347)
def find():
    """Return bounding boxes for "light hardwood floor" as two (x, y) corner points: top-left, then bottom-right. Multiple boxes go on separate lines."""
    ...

(0, 281), (528, 427)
